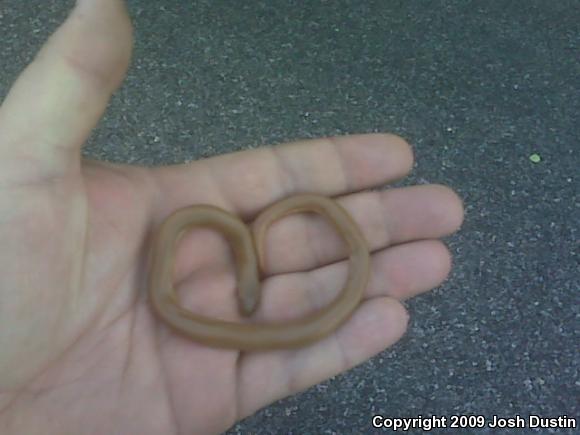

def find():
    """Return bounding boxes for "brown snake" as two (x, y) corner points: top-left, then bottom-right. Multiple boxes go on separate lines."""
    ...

(148, 194), (370, 350)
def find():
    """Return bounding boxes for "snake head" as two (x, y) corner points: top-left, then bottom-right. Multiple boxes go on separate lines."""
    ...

(238, 276), (261, 317)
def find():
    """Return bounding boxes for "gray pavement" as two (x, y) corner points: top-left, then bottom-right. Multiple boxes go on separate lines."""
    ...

(1, 0), (578, 434)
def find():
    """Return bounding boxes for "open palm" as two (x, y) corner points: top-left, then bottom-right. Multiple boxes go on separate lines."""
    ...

(0, 1), (463, 434)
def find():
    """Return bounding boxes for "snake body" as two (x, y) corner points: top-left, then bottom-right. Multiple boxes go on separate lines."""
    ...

(148, 194), (370, 350)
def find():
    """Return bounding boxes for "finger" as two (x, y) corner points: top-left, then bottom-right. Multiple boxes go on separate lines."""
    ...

(150, 133), (414, 217)
(254, 184), (463, 274)
(365, 240), (453, 300)
(247, 239), (451, 327)
(0, 0), (132, 182)
(174, 236), (449, 333)
(237, 297), (408, 419)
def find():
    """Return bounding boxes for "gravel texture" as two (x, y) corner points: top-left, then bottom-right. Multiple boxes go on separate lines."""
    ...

(1, 0), (578, 434)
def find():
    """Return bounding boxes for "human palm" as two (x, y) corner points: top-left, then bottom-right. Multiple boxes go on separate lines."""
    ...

(0, 1), (463, 434)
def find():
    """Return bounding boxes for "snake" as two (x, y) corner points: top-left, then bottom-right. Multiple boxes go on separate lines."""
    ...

(148, 194), (370, 350)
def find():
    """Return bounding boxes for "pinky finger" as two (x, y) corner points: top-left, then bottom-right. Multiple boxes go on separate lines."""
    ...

(236, 297), (408, 419)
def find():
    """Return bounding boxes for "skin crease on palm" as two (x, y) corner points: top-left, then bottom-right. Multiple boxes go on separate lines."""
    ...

(0, 0), (464, 434)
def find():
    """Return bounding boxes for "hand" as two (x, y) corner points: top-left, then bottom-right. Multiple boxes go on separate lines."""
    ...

(0, 1), (463, 434)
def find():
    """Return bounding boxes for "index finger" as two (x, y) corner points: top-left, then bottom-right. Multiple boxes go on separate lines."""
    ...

(151, 133), (414, 218)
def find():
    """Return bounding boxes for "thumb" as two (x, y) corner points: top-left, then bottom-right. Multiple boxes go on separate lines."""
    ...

(0, 0), (133, 183)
